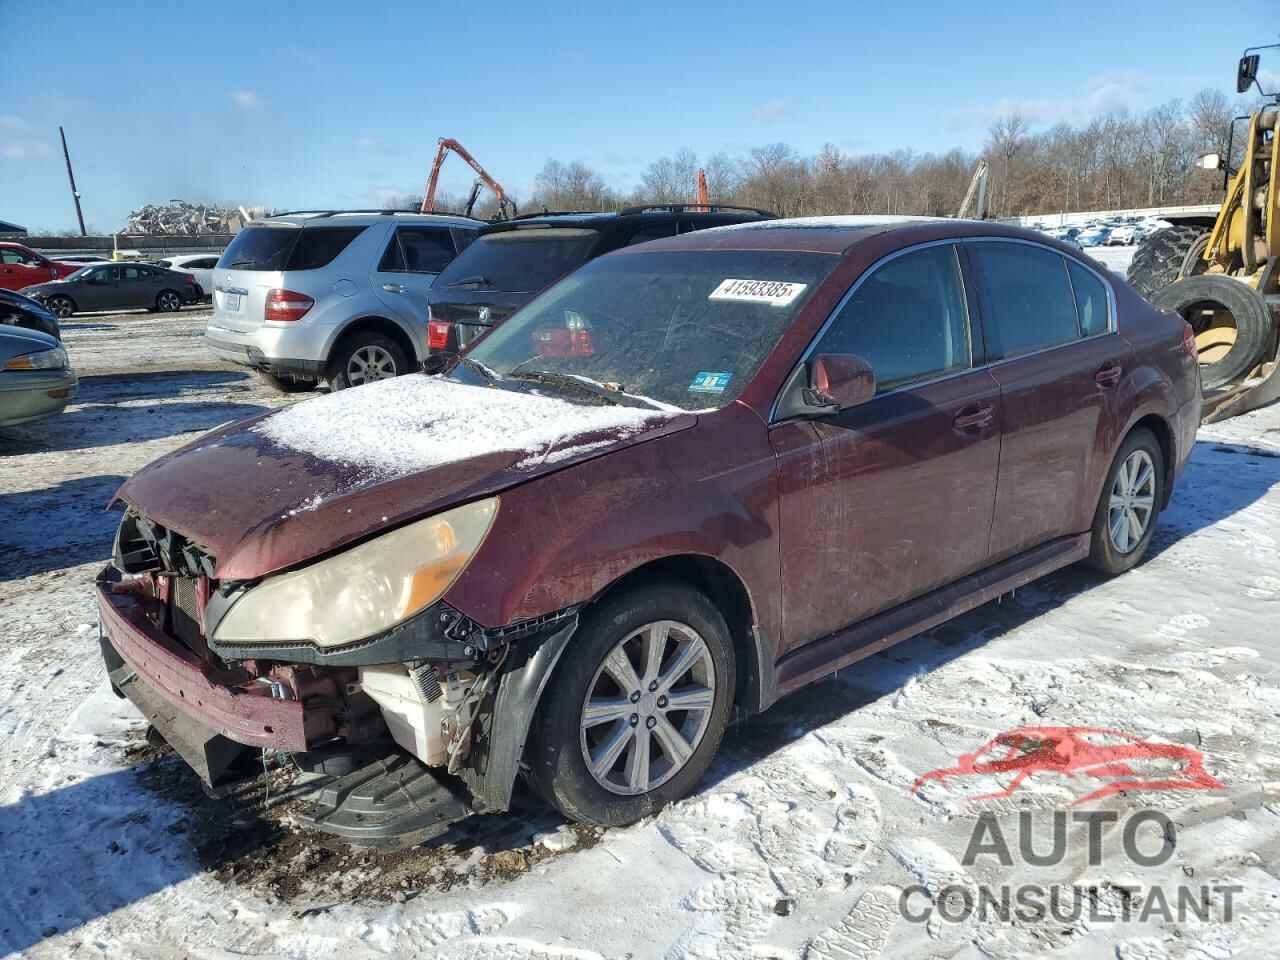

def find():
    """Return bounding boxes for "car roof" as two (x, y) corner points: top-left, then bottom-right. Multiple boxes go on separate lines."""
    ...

(476, 204), (774, 237)
(254, 210), (485, 229)
(608, 215), (1086, 256)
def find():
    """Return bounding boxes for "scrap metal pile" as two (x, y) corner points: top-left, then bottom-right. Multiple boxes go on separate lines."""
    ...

(122, 200), (245, 235)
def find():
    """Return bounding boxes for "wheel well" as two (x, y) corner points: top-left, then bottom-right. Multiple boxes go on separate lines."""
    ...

(1131, 414), (1175, 508)
(589, 555), (760, 710)
(331, 316), (418, 372)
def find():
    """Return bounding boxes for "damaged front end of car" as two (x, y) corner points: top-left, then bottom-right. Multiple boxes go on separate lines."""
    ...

(97, 501), (579, 848)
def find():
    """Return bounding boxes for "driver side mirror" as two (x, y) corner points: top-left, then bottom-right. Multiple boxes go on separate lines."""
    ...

(1196, 153), (1222, 171)
(1238, 53), (1259, 93)
(778, 353), (876, 419)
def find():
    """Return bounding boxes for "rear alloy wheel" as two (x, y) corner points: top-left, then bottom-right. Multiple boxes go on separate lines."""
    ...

(156, 290), (182, 313)
(47, 296), (75, 319)
(1087, 428), (1165, 575)
(328, 332), (407, 390)
(530, 582), (735, 826)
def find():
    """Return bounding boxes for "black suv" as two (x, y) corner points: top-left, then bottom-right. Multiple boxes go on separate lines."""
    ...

(425, 204), (773, 366)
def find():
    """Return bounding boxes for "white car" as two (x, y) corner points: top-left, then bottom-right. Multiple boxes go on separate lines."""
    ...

(1107, 225), (1138, 246)
(155, 253), (221, 300)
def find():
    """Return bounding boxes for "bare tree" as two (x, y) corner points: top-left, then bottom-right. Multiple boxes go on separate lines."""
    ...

(529, 159), (618, 212)
(988, 112), (1028, 215)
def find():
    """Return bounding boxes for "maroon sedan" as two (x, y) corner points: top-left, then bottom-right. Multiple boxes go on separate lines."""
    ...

(97, 217), (1200, 843)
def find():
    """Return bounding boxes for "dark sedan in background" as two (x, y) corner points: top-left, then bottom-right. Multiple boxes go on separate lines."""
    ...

(22, 262), (201, 318)
(0, 288), (61, 339)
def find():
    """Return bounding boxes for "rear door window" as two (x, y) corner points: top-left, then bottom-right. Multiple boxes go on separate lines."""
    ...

(813, 244), (972, 392)
(968, 242), (1080, 359)
(1066, 259), (1110, 337)
(379, 227), (457, 274)
(433, 228), (600, 293)
(286, 226), (366, 270)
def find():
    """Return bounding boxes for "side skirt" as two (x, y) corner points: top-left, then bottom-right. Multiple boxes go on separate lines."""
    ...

(774, 534), (1090, 695)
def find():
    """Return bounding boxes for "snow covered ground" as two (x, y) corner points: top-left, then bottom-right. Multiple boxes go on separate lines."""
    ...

(2, 309), (1280, 959)
(1086, 245), (1138, 277)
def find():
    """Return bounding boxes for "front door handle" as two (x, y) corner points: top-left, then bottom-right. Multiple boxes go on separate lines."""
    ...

(1095, 362), (1122, 387)
(953, 403), (995, 432)
(382, 283), (408, 294)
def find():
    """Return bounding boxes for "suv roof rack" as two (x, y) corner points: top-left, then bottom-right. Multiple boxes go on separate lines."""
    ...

(509, 209), (610, 220)
(618, 203), (775, 217)
(268, 209), (485, 221)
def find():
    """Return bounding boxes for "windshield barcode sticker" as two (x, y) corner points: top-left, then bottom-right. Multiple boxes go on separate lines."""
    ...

(709, 278), (807, 306)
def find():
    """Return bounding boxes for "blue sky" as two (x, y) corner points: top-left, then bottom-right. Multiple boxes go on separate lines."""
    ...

(0, 1), (1270, 233)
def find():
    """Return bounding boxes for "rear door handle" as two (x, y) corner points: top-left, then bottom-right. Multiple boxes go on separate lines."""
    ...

(953, 403), (995, 431)
(382, 283), (407, 294)
(1095, 362), (1122, 387)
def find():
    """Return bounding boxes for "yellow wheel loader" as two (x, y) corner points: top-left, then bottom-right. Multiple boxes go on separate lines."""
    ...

(1127, 43), (1280, 423)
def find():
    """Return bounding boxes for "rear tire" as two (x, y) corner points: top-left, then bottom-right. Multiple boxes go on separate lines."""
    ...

(1151, 275), (1271, 389)
(1126, 226), (1206, 301)
(529, 581), (735, 826)
(156, 290), (182, 313)
(254, 371), (317, 394)
(1086, 428), (1165, 575)
(327, 332), (408, 391)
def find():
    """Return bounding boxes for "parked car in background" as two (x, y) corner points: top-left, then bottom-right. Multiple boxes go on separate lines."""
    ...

(55, 255), (112, 265)
(1077, 226), (1111, 247)
(0, 242), (81, 292)
(154, 253), (220, 299)
(0, 288), (60, 339)
(21, 262), (201, 317)
(1107, 225), (1138, 245)
(0, 324), (76, 426)
(204, 211), (482, 392)
(99, 217), (1199, 843)
(425, 205), (774, 367)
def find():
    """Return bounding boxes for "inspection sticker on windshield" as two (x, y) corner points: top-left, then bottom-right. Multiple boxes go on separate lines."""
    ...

(689, 371), (732, 394)
(709, 278), (807, 306)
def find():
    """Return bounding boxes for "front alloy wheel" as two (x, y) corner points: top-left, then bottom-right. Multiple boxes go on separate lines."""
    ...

(47, 296), (74, 318)
(530, 581), (735, 826)
(580, 620), (717, 795)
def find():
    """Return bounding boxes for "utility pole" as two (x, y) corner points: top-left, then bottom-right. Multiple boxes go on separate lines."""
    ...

(59, 126), (87, 236)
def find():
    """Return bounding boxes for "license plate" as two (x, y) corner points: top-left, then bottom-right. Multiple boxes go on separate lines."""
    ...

(223, 292), (241, 312)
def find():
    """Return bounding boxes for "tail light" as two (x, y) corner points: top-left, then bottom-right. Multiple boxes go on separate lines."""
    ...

(1181, 321), (1198, 361)
(428, 319), (452, 350)
(265, 288), (314, 323)
(182, 274), (197, 286)
(533, 309), (594, 357)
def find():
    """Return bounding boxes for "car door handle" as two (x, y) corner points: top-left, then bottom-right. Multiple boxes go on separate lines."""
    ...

(1095, 362), (1122, 387)
(953, 403), (995, 431)
(382, 283), (408, 294)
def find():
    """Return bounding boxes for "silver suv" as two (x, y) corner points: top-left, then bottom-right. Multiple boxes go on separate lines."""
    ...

(205, 211), (481, 391)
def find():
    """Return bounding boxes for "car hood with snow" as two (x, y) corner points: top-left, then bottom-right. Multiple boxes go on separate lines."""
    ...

(112, 374), (693, 580)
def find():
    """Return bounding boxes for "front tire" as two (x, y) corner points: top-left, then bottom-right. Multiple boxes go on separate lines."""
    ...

(529, 581), (736, 826)
(327, 332), (407, 390)
(1086, 428), (1165, 575)
(46, 295), (75, 319)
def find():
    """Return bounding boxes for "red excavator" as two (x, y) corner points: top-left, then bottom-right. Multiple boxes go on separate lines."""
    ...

(420, 138), (518, 221)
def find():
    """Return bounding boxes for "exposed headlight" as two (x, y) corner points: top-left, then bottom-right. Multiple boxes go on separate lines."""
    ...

(4, 346), (68, 371)
(212, 497), (498, 648)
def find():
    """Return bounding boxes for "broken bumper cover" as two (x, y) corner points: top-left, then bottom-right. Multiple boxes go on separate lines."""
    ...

(96, 575), (312, 757)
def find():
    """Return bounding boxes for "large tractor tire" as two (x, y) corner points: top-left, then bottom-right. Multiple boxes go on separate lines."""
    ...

(1152, 275), (1272, 390)
(1126, 225), (1208, 302)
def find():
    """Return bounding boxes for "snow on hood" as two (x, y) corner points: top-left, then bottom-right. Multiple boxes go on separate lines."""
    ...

(254, 374), (673, 477)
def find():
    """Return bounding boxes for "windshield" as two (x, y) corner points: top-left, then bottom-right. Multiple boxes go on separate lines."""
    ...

(461, 249), (836, 410)
(433, 228), (599, 293)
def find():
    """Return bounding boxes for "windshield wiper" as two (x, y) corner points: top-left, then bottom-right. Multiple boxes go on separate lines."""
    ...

(228, 259), (255, 268)
(453, 355), (497, 380)
(446, 275), (494, 288)
(505, 369), (667, 410)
